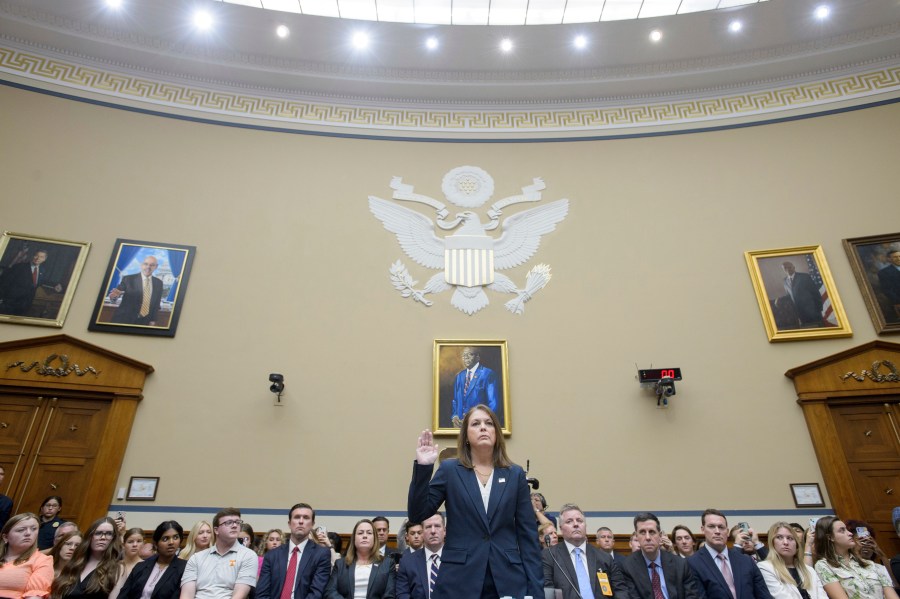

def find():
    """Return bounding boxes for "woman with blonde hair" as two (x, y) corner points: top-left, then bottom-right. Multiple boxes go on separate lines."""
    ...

(256, 529), (282, 576)
(0, 512), (53, 599)
(47, 531), (82, 578)
(51, 517), (123, 599)
(538, 522), (557, 548)
(814, 516), (898, 599)
(119, 529), (144, 581)
(758, 522), (826, 599)
(177, 522), (213, 562)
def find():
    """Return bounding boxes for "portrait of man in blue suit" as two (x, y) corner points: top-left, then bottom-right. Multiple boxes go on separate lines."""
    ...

(450, 346), (502, 428)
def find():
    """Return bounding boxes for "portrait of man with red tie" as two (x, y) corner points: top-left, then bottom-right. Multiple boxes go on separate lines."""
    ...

(433, 341), (509, 435)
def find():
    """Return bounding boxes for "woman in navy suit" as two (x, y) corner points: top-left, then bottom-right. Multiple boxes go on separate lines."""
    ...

(326, 519), (394, 599)
(409, 403), (542, 599)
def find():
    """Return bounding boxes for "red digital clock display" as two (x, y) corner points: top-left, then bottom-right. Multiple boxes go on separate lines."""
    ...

(638, 368), (682, 382)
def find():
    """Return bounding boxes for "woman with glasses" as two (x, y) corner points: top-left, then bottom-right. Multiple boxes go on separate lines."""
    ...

(48, 531), (83, 578)
(177, 522), (213, 562)
(114, 521), (184, 599)
(758, 522), (825, 599)
(0, 512), (54, 599)
(38, 498), (65, 551)
(813, 516), (898, 599)
(325, 519), (394, 599)
(51, 518), (122, 599)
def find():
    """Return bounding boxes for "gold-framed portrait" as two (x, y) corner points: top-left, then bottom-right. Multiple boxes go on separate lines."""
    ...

(744, 245), (851, 342)
(433, 340), (510, 436)
(0, 232), (91, 328)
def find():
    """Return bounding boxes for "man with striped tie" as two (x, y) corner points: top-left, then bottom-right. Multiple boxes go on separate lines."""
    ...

(396, 513), (445, 599)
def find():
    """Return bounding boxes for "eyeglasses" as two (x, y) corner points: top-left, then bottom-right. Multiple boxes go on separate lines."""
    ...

(93, 531), (115, 538)
(218, 519), (243, 528)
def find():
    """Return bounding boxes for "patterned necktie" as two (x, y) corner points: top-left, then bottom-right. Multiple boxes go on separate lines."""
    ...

(32, 267), (37, 286)
(650, 562), (665, 599)
(464, 370), (472, 394)
(139, 276), (151, 317)
(573, 547), (593, 599)
(717, 553), (737, 599)
(429, 553), (440, 598)
(280, 546), (299, 599)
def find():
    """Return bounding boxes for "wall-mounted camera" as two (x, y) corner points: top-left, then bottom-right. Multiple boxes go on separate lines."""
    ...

(637, 368), (682, 408)
(269, 373), (285, 404)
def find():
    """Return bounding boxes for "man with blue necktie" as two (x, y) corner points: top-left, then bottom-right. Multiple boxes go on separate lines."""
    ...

(396, 513), (445, 599)
(450, 347), (500, 428)
(543, 504), (633, 599)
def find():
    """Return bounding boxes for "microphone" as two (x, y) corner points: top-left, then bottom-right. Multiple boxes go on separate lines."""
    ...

(544, 534), (552, 548)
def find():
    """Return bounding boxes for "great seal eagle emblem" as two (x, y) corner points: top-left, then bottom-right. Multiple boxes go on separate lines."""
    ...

(369, 166), (569, 315)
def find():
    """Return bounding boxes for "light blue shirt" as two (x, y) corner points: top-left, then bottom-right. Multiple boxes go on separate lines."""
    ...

(643, 552), (670, 599)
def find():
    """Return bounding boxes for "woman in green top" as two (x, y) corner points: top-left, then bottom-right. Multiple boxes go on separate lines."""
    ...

(813, 516), (898, 599)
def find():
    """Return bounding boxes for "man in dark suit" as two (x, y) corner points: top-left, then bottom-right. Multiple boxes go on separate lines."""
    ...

(596, 527), (627, 565)
(396, 513), (445, 599)
(877, 248), (900, 321)
(780, 261), (823, 327)
(0, 465), (12, 529)
(257, 503), (331, 599)
(373, 516), (391, 557)
(620, 512), (702, 599)
(108, 255), (164, 325)
(0, 248), (61, 316)
(450, 347), (500, 427)
(687, 509), (773, 599)
(543, 503), (633, 599)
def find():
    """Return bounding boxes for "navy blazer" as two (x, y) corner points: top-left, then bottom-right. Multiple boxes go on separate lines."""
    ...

(542, 542), (633, 599)
(688, 547), (772, 599)
(325, 558), (395, 599)
(395, 549), (429, 599)
(408, 459), (543, 599)
(258, 541), (332, 599)
(619, 550), (703, 599)
(118, 556), (187, 599)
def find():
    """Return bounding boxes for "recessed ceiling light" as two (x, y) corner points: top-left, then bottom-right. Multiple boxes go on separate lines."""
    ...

(728, 20), (743, 33)
(192, 10), (213, 31)
(649, 29), (662, 42)
(105, 0), (123, 8)
(573, 35), (587, 50)
(425, 37), (439, 50)
(814, 5), (830, 20)
(500, 38), (513, 53)
(276, 25), (289, 38)
(352, 31), (370, 49)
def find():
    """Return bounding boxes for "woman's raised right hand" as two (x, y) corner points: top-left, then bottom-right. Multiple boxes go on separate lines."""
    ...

(416, 429), (439, 465)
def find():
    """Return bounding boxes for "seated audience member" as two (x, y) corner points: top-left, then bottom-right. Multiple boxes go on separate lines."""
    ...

(394, 522), (408, 555)
(890, 508), (900, 587)
(48, 531), (83, 578)
(596, 527), (625, 564)
(325, 519), (394, 599)
(396, 513), (445, 599)
(120, 529), (144, 581)
(0, 465), (12, 530)
(51, 517), (123, 599)
(730, 524), (769, 562)
(790, 524), (808, 548)
(0, 513), (54, 599)
(403, 524), (423, 555)
(256, 503), (330, 599)
(758, 522), (825, 599)
(256, 529), (283, 576)
(630, 534), (642, 554)
(180, 509), (257, 599)
(845, 520), (889, 571)
(238, 524), (256, 552)
(814, 516), (897, 599)
(42, 524), (79, 558)
(38, 497), (65, 551)
(315, 532), (342, 567)
(687, 509), (773, 599)
(116, 521), (184, 599)
(178, 522), (213, 562)
(672, 526), (696, 558)
(539, 522), (558, 548)
(542, 503), (631, 599)
(371, 518), (390, 559)
(532, 493), (557, 529)
(620, 512), (702, 599)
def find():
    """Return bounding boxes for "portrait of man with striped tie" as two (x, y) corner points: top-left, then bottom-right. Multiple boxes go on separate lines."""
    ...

(433, 340), (509, 436)
(91, 239), (195, 337)
(396, 513), (445, 599)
